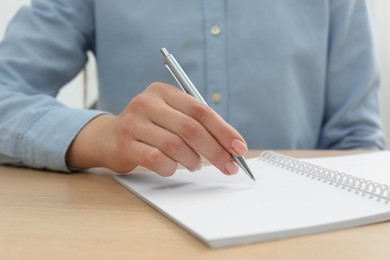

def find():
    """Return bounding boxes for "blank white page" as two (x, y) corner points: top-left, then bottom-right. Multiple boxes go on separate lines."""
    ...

(115, 151), (390, 248)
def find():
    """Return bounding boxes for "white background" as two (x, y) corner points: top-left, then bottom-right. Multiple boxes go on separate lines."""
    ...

(1, 0), (389, 146)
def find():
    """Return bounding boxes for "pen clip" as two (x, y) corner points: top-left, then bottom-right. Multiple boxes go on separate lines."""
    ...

(161, 48), (207, 104)
(164, 63), (187, 93)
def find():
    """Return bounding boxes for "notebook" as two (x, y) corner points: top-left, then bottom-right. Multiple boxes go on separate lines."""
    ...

(115, 151), (390, 248)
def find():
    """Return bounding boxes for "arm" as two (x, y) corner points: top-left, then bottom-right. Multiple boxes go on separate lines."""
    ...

(66, 82), (248, 176)
(318, 0), (386, 149)
(0, 0), (247, 175)
(0, 0), (103, 171)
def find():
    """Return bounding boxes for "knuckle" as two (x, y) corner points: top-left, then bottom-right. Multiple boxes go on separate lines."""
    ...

(150, 82), (161, 87)
(146, 82), (167, 94)
(190, 103), (210, 122)
(142, 148), (163, 169)
(116, 120), (132, 137)
(147, 82), (161, 90)
(214, 149), (230, 164)
(128, 94), (150, 112)
(180, 119), (201, 140)
(163, 136), (184, 157)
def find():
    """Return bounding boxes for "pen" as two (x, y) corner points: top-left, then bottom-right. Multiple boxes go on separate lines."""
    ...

(161, 47), (256, 181)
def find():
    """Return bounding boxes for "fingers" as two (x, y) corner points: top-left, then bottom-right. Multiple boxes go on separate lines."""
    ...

(66, 81), (246, 178)
(111, 82), (247, 177)
(126, 141), (178, 177)
(65, 114), (178, 177)
(131, 118), (202, 172)
(147, 104), (236, 174)
(150, 83), (248, 156)
(142, 83), (246, 174)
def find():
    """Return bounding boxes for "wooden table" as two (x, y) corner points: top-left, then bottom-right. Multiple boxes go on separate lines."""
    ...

(1, 150), (389, 260)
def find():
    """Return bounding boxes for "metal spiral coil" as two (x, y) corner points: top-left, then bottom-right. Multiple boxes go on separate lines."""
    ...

(260, 151), (390, 203)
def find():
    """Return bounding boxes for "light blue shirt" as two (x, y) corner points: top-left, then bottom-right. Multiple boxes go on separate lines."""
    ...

(0, 0), (386, 171)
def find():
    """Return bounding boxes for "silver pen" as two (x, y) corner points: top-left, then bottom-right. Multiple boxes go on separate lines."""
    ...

(160, 47), (256, 181)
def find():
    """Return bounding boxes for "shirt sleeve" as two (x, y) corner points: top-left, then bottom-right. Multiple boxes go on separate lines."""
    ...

(0, 0), (105, 171)
(318, 0), (387, 150)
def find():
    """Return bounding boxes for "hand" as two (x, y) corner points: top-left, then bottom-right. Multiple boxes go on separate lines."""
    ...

(66, 82), (248, 176)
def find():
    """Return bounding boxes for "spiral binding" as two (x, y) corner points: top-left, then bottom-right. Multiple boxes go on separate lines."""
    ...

(260, 151), (390, 203)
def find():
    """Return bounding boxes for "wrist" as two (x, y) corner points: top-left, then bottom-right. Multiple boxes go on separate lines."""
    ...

(66, 114), (116, 169)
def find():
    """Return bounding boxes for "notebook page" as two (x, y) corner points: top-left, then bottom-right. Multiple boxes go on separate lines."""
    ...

(302, 151), (390, 184)
(115, 152), (390, 247)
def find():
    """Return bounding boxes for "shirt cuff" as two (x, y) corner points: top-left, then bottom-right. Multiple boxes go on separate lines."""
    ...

(22, 107), (106, 172)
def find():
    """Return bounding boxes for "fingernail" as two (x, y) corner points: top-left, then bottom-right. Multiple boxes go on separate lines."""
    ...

(224, 161), (239, 175)
(195, 161), (203, 171)
(190, 161), (203, 172)
(232, 139), (248, 155)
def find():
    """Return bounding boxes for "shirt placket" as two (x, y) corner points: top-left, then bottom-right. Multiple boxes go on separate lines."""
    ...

(203, 0), (228, 119)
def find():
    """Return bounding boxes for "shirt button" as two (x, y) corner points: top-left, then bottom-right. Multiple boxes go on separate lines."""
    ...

(211, 92), (222, 104)
(210, 25), (221, 36)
